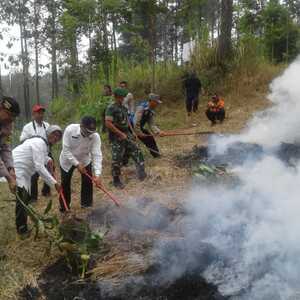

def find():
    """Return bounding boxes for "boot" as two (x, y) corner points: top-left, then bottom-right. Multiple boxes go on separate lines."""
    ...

(137, 166), (147, 181)
(113, 176), (125, 189)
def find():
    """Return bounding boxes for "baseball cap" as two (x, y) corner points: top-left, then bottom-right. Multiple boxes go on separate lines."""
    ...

(32, 104), (46, 113)
(148, 93), (162, 104)
(1, 96), (20, 117)
(46, 125), (62, 136)
(113, 87), (128, 97)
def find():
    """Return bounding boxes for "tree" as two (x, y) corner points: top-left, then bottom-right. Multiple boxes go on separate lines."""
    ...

(217, 0), (233, 64)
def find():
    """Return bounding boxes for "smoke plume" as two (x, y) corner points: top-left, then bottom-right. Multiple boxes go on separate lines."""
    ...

(155, 56), (300, 300)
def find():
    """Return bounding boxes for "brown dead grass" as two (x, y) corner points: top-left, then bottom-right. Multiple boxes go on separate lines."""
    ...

(0, 63), (284, 299)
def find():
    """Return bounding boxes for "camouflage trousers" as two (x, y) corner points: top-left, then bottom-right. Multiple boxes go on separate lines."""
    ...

(111, 138), (144, 177)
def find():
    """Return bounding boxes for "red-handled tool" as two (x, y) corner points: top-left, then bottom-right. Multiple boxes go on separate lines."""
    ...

(84, 173), (121, 207)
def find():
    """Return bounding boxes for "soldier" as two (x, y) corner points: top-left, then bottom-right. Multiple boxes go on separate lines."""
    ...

(105, 87), (146, 189)
(0, 96), (20, 194)
(134, 93), (166, 157)
(0, 96), (20, 124)
(20, 104), (51, 201)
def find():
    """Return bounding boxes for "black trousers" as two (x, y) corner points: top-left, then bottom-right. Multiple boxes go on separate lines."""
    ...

(31, 173), (51, 201)
(206, 109), (225, 123)
(138, 130), (160, 158)
(59, 163), (93, 212)
(15, 187), (31, 234)
(186, 95), (199, 113)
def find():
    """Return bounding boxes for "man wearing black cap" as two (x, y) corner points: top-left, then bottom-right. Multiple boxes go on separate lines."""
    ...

(20, 104), (51, 200)
(0, 96), (20, 124)
(134, 93), (166, 157)
(105, 87), (146, 189)
(59, 116), (103, 211)
(0, 96), (20, 194)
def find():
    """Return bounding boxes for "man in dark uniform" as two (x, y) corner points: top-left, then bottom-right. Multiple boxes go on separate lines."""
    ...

(105, 88), (146, 189)
(0, 96), (20, 194)
(183, 71), (202, 124)
(134, 93), (166, 158)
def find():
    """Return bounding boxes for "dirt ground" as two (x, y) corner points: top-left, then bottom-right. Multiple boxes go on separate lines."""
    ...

(0, 88), (272, 299)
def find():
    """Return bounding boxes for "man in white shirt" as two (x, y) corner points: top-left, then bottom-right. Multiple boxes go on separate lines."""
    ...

(59, 116), (102, 211)
(13, 125), (62, 235)
(20, 104), (51, 201)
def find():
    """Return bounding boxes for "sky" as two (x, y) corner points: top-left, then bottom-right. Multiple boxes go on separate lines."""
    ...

(0, 24), (89, 76)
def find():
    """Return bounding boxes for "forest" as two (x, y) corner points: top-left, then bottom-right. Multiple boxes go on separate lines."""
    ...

(0, 0), (299, 123)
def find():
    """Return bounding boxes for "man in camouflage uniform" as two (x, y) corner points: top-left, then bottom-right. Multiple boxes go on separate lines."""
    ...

(105, 87), (146, 189)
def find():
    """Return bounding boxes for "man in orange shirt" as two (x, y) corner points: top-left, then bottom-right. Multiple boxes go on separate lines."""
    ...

(206, 94), (225, 125)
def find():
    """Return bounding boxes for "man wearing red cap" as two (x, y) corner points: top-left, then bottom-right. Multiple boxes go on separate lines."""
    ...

(20, 104), (50, 201)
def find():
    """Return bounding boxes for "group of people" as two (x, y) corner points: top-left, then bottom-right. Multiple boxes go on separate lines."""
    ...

(103, 81), (167, 188)
(0, 81), (166, 237)
(0, 74), (226, 237)
(182, 71), (226, 126)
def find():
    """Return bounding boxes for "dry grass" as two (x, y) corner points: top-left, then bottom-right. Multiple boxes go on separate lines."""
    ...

(0, 63), (284, 299)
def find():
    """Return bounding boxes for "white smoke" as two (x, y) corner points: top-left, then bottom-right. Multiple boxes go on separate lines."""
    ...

(178, 57), (300, 299)
(211, 56), (300, 154)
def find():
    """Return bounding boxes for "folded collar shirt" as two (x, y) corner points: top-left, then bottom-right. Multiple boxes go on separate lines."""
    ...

(13, 137), (56, 192)
(59, 124), (102, 176)
(20, 120), (50, 142)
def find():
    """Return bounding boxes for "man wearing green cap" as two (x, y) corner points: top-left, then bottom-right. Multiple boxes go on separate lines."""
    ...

(105, 87), (146, 189)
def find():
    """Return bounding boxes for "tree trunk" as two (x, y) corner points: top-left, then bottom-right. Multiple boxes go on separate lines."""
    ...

(18, 0), (30, 120)
(102, 8), (110, 83)
(49, 0), (58, 99)
(149, 9), (156, 91)
(217, 0), (233, 64)
(112, 13), (118, 83)
(33, 0), (40, 104)
(0, 65), (3, 98)
(88, 13), (93, 81)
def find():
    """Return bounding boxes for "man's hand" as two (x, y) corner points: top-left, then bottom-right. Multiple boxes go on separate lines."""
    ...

(119, 132), (127, 141)
(55, 183), (61, 193)
(47, 159), (55, 175)
(159, 131), (167, 137)
(77, 163), (87, 175)
(7, 177), (16, 194)
(8, 167), (16, 180)
(93, 176), (102, 188)
(138, 132), (148, 138)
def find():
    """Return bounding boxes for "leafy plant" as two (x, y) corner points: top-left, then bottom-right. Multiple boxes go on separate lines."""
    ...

(15, 188), (106, 278)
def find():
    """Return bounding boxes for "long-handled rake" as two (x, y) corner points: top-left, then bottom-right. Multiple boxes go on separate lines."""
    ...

(84, 173), (121, 207)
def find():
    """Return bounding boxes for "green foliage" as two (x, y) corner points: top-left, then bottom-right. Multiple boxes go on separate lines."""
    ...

(262, 1), (300, 62)
(48, 96), (79, 125)
(15, 187), (106, 278)
(78, 80), (112, 126)
(58, 217), (105, 278)
(118, 60), (183, 101)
